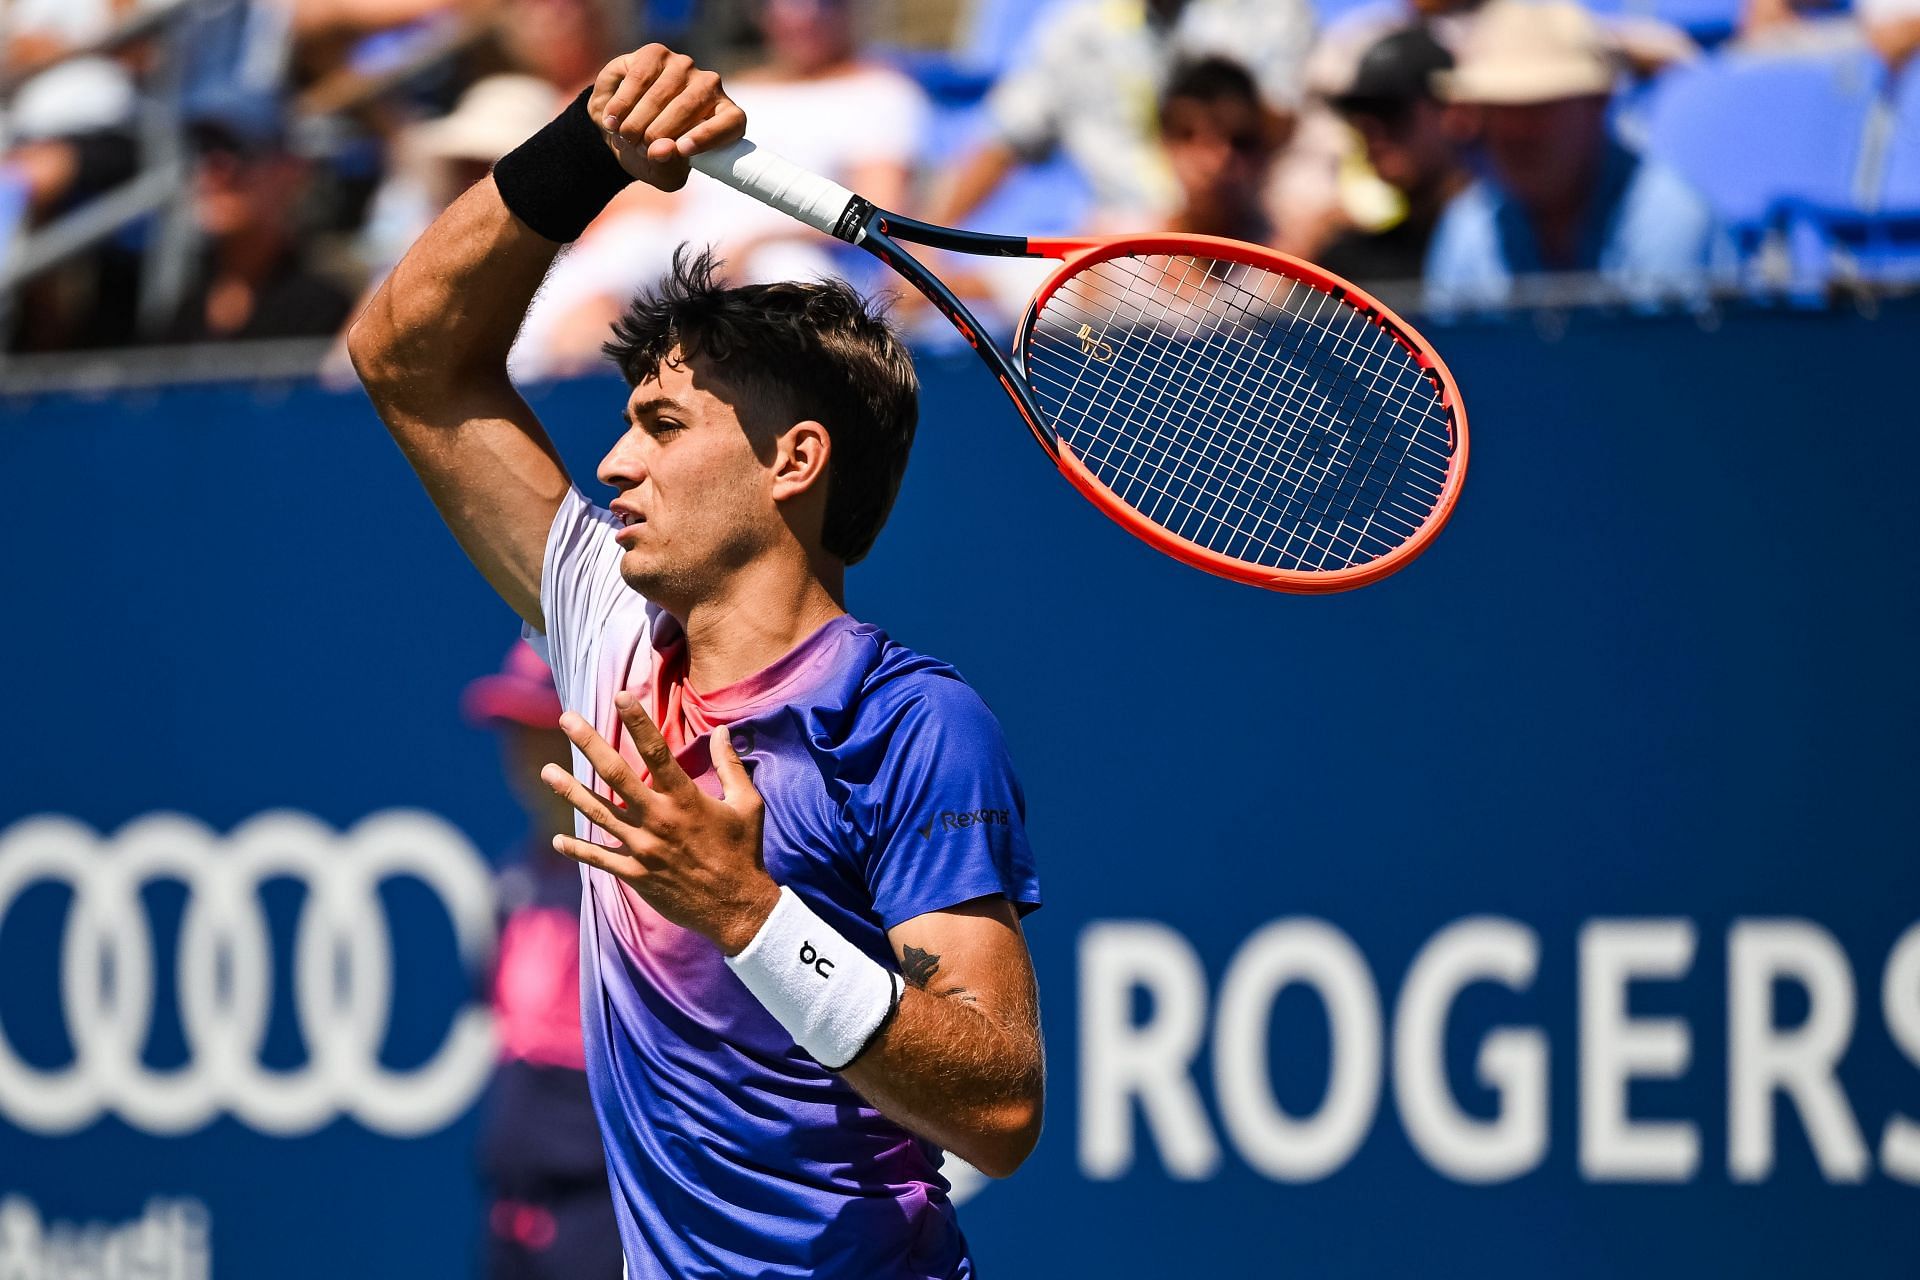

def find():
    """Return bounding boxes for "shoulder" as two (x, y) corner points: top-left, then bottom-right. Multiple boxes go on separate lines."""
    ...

(859, 640), (1007, 742)
(812, 630), (1017, 785)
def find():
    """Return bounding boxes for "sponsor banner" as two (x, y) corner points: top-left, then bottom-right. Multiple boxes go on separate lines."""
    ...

(3, 303), (1918, 1276)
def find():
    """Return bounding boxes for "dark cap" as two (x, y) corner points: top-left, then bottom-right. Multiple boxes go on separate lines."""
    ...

(1330, 26), (1454, 115)
(185, 88), (288, 157)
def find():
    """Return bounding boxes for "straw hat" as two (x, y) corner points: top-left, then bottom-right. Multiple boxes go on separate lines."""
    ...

(415, 76), (561, 164)
(1437, 0), (1618, 105)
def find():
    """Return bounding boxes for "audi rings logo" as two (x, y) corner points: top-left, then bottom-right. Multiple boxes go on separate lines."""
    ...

(0, 810), (496, 1138)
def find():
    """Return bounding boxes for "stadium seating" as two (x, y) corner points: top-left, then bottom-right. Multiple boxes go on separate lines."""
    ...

(1643, 48), (1886, 250)
(1788, 63), (1920, 282)
(1880, 64), (1920, 214)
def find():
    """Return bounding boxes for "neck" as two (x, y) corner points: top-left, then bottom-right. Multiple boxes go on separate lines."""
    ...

(1523, 145), (1605, 266)
(676, 549), (847, 692)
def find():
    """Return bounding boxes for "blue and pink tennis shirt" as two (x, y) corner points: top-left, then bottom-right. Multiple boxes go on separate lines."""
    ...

(527, 488), (1041, 1278)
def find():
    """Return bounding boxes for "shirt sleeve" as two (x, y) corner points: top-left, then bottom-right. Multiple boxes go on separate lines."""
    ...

(522, 486), (631, 708)
(851, 677), (1042, 929)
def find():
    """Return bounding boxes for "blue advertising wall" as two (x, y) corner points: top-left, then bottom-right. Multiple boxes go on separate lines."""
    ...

(2, 300), (1917, 1277)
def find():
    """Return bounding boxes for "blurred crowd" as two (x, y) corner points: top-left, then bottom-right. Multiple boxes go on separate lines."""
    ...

(4, 0), (1920, 365)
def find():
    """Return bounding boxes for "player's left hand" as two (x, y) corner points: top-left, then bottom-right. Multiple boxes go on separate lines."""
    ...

(541, 692), (778, 955)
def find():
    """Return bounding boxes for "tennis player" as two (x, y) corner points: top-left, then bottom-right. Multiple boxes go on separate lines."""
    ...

(347, 42), (1043, 1279)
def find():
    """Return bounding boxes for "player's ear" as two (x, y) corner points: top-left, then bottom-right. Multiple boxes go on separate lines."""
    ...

(768, 419), (830, 502)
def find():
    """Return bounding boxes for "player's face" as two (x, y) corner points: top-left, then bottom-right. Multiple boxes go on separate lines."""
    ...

(597, 355), (784, 609)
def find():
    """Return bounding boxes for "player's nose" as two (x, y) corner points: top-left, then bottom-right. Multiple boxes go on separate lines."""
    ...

(597, 433), (649, 488)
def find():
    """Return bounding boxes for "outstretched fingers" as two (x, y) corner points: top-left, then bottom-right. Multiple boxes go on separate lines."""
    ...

(557, 710), (655, 812)
(540, 762), (629, 836)
(613, 691), (694, 794)
(551, 832), (639, 877)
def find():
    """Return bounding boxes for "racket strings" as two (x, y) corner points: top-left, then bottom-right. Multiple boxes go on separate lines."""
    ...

(1023, 253), (1454, 574)
(1038, 260), (1445, 569)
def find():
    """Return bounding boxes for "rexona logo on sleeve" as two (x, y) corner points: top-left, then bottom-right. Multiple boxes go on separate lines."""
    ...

(915, 809), (1013, 840)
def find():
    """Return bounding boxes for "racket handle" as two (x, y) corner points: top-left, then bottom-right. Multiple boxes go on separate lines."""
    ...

(689, 139), (860, 239)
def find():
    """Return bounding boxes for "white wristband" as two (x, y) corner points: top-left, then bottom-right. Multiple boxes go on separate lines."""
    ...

(725, 885), (903, 1071)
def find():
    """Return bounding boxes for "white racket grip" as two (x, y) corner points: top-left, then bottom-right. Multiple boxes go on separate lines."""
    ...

(690, 139), (859, 238)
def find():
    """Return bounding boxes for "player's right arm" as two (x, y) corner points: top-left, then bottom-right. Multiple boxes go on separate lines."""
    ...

(346, 176), (570, 629)
(347, 44), (745, 630)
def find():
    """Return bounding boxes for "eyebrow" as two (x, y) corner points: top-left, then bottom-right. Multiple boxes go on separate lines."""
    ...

(626, 396), (691, 424)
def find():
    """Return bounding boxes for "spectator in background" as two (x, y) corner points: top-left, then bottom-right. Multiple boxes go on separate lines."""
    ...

(324, 73), (559, 381)
(930, 0), (1316, 229)
(2, 0), (157, 349)
(493, 0), (624, 98)
(1857, 0), (1920, 63)
(1158, 58), (1284, 243)
(155, 102), (353, 343)
(513, 0), (929, 377)
(462, 643), (622, 1280)
(1424, 0), (1727, 308)
(357, 74), (562, 278)
(1319, 26), (1466, 284)
(3, 0), (149, 220)
(1736, 0), (1861, 50)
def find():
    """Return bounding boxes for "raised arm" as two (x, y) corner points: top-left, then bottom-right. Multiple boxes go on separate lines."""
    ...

(347, 44), (745, 628)
(346, 174), (570, 627)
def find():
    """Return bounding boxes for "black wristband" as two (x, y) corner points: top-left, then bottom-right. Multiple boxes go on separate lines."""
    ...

(492, 87), (636, 243)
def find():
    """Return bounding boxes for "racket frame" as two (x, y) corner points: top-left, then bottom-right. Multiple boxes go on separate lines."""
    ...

(687, 144), (1469, 593)
(1013, 233), (1469, 593)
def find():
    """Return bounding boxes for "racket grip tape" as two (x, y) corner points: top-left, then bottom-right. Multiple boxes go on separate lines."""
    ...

(691, 140), (861, 241)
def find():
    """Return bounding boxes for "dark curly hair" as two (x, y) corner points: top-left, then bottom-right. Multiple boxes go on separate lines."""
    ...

(603, 247), (919, 565)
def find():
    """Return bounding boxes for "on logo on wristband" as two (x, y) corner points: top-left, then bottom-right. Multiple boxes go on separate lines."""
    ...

(798, 942), (834, 979)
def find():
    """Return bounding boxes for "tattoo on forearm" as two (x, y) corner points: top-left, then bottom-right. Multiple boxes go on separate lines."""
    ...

(902, 945), (941, 989)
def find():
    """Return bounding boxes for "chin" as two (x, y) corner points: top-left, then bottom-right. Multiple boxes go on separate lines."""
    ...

(618, 549), (691, 608)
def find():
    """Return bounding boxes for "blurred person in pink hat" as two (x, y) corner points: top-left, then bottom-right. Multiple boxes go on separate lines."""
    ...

(1423, 0), (1730, 306)
(463, 642), (622, 1280)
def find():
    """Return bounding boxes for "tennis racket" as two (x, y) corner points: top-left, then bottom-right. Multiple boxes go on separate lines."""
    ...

(689, 140), (1467, 594)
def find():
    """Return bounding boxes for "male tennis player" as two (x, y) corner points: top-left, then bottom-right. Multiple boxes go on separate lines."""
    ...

(348, 42), (1043, 1280)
